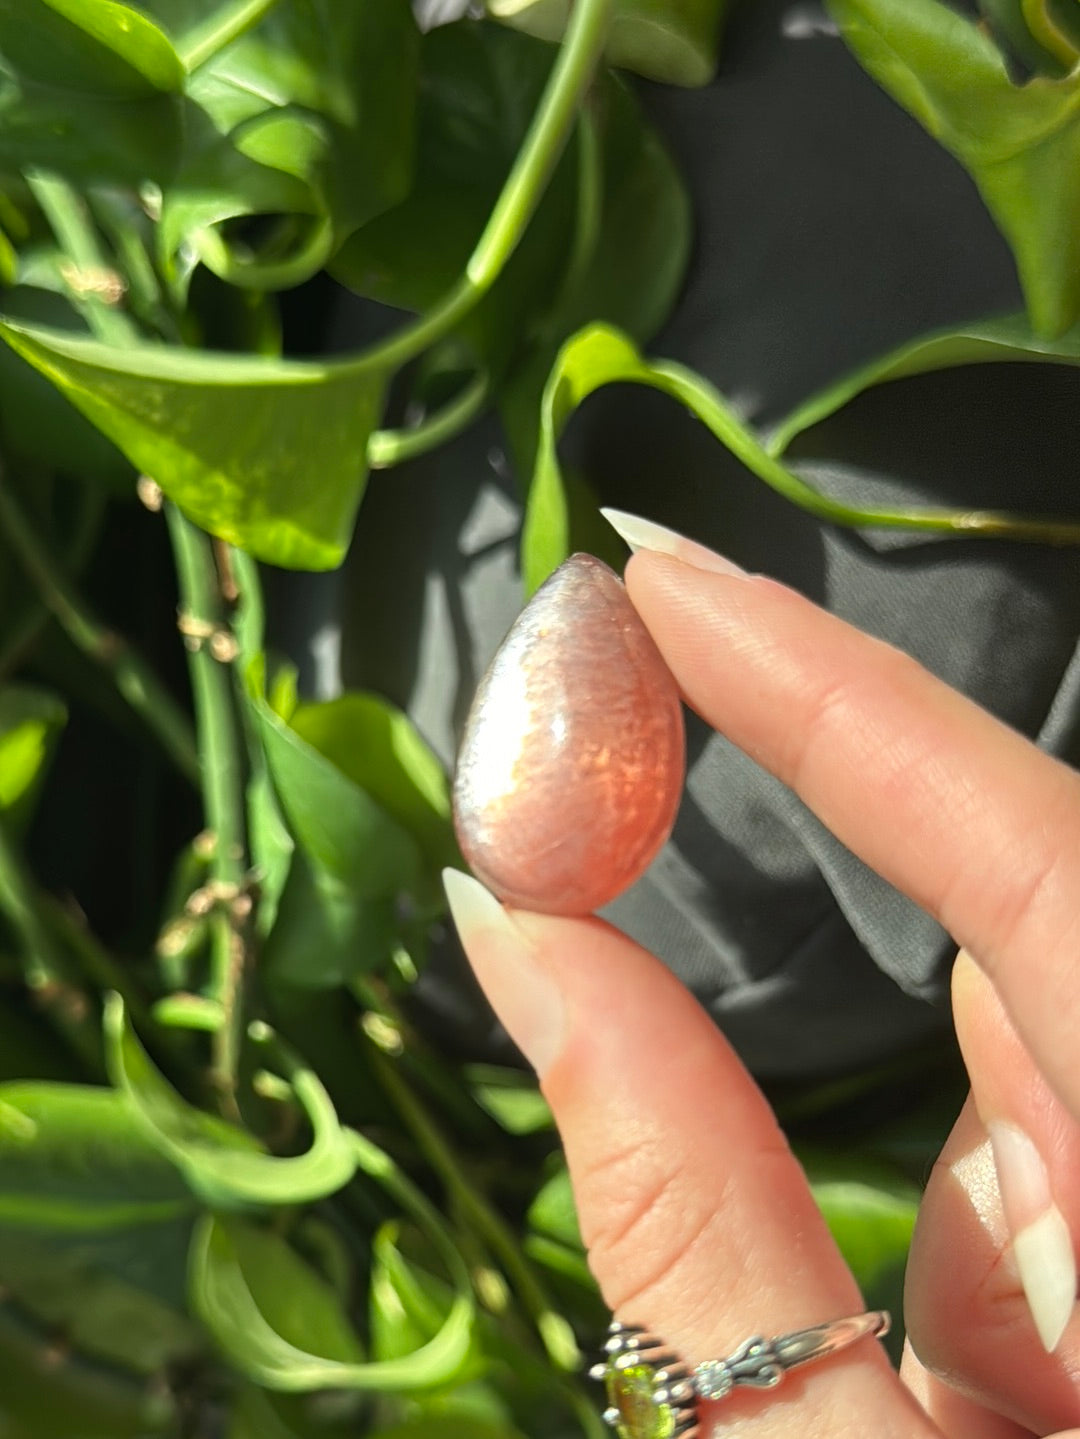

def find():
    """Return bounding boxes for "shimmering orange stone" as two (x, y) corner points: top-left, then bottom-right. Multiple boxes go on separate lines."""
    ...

(452, 553), (685, 916)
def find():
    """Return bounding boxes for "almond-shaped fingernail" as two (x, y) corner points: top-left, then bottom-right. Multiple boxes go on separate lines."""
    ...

(987, 1120), (1076, 1352)
(599, 508), (750, 578)
(442, 868), (565, 1078)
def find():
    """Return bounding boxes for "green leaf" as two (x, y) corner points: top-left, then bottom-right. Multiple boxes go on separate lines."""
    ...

(104, 995), (356, 1206)
(0, 319), (391, 568)
(0, 0), (184, 97)
(197, 1215), (366, 1364)
(0, 1302), (175, 1437)
(487, 0), (729, 85)
(191, 1210), (473, 1391)
(526, 1165), (582, 1250)
(373, 1422), (525, 1439)
(0, 1229), (201, 1376)
(465, 1065), (553, 1135)
(0, 1082), (190, 1228)
(802, 1148), (920, 1295)
(253, 690), (426, 986)
(332, 19), (576, 379)
(522, 321), (1080, 591)
(769, 311), (1080, 455)
(0, 685), (66, 827)
(497, 71), (690, 479)
(159, 0), (419, 289)
(289, 693), (458, 878)
(829, 0), (1080, 335)
(977, 0), (1068, 75)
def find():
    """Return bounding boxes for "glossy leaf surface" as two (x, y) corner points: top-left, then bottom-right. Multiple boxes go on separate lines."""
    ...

(0, 319), (389, 568)
(831, 0), (1080, 335)
(487, 0), (728, 85)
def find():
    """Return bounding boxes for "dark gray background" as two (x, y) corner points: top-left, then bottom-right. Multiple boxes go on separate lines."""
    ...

(276, 0), (1080, 1079)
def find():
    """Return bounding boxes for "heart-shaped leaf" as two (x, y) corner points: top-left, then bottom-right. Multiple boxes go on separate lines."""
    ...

(0, 319), (390, 568)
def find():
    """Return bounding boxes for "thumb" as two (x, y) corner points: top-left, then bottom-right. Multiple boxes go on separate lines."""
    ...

(443, 869), (931, 1438)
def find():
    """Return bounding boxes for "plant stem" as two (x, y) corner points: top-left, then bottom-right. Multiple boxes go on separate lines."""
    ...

(366, 0), (612, 375)
(0, 477), (105, 684)
(368, 1044), (581, 1372)
(181, 0), (283, 71)
(367, 370), (491, 469)
(0, 477), (200, 784)
(165, 505), (249, 1112)
(0, 816), (100, 1069)
(25, 172), (137, 348)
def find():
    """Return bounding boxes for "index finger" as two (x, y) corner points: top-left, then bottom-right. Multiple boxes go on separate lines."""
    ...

(612, 516), (1080, 1117)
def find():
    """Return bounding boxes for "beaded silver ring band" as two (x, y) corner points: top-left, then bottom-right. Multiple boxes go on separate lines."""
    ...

(591, 1311), (891, 1439)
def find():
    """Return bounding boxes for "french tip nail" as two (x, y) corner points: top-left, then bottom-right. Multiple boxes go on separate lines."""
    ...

(987, 1121), (1077, 1353)
(1014, 1208), (1076, 1352)
(598, 508), (749, 578)
(440, 869), (563, 1077)
(441, 867), (508, 938)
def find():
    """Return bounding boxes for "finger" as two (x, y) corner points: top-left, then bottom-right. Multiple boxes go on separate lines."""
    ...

(906, 1088), (1080, 1432)
(443, 868), (934, 1437)
(953, 950), (1080, 1358)
(899, 1341), (1034, 1439)
(616, 527), (1080, 1120)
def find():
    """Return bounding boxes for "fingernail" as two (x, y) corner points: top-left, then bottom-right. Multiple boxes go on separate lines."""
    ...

(442, 868), (565, 1077)
(987, 1121), (1076, 1352)
(599, 508), (750, 578)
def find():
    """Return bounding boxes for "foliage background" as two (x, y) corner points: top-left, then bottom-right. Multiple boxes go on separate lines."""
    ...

(0, 0), (1079, 1435)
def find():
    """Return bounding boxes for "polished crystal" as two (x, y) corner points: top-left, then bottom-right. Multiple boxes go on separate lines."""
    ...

(604, 1362), (675, 1439)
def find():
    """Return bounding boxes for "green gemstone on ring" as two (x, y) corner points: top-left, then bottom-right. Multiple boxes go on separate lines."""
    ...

(605, 1361), (676, 1439)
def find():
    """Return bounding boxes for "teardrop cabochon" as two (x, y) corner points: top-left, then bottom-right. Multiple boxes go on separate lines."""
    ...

(452, 554), (686, 916)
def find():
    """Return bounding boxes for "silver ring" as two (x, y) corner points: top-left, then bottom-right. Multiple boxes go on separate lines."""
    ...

(591, 1311), (891, 1438)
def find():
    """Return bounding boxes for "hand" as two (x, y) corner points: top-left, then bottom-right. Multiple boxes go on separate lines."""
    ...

(443, 516), (1080, 1437)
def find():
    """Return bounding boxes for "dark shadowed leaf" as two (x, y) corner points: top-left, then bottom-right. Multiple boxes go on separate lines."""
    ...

(158, 0), (418, 288)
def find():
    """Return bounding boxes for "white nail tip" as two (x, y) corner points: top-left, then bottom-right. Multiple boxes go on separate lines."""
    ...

(1012, 1207), (1076, 1352)
(599, 508), (683, 555)
(442, 867), (512, 937)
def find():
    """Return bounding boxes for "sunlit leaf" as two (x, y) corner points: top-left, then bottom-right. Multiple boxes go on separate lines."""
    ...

(465, 1065), (553, 1135)
(830, 0), (1080, 335)
(769, 311), (1080, 455)
(104, 995), (356, 1206)
(0, 319), (390, 568)
(0, 685), (66, 827)
(191, 1210), (473, 1391)
(0, 0), (184, 97)
(289, 692), (458, 877)
(487, 0), (728, 85)
(522, 321), (1080, 592)
(0, 1081), (190, 1228)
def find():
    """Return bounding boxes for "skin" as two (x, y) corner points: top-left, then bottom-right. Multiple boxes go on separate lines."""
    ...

(448, 547), (1080, 1437)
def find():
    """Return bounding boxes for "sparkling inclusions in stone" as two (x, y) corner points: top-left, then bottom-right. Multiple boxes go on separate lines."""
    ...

(605, 1363), (676, 1439)
(452, 554), (685, 915)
